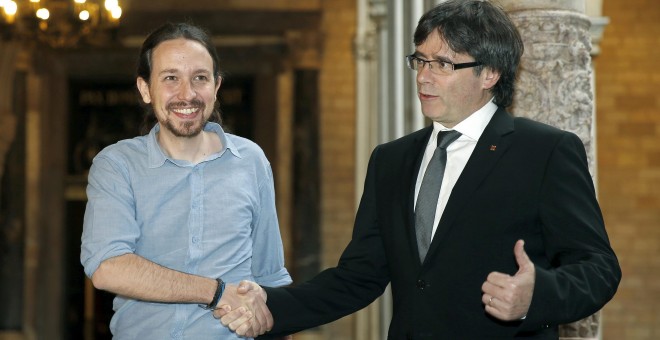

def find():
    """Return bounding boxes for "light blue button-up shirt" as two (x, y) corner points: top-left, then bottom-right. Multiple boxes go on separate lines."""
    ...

(81, 122), (291, 339)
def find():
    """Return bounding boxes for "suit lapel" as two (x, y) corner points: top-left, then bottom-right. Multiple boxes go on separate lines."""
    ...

(424, 108), (515, 264)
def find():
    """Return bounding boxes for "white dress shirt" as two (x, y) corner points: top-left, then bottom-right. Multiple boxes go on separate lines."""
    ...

(414, 99), (498, 239)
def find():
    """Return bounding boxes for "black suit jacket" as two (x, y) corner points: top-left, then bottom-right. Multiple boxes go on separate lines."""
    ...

(264, 108), (621, 339)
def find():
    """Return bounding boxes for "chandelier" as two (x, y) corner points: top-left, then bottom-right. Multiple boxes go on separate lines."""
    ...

(0, 0), (122, 48)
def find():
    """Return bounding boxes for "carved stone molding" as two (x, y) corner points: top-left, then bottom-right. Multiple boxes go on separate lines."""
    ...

(499, 0), (584, 12)
(354, 0), (385, 62)
(559, 312), (600, 339)
(509, 10), (596, 175)
(369, 0), (387, 23)
(354, 28), (378, 61)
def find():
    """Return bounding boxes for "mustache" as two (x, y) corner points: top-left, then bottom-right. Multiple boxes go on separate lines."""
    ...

(167, 99), (205, 110)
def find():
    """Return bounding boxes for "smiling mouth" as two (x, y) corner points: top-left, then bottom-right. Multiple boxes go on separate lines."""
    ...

(171, 107), (199, 115)
(168, 99), (204, 118)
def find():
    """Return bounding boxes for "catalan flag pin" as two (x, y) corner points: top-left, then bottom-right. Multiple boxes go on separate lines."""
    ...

(490, 145), (497, 151)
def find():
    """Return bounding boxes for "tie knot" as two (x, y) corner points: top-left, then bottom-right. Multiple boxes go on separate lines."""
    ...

(436, 130), (462, 149)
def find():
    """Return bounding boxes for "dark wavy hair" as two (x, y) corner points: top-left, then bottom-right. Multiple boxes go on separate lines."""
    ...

(136, 22), (223, 134)
(414, 0), (523, 108)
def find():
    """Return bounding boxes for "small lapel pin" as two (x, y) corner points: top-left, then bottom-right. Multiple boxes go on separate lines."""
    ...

(489, 145), (497, 151)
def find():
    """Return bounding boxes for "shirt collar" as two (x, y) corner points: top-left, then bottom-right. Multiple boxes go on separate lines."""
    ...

(147, 122), (242, 168)
(431, 98), (498, 143)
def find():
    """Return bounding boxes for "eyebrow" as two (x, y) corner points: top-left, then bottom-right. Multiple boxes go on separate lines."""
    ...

(412, 52), (453, 63)
(193, 68), (213, 75)
(157, 68), (213, 76)
(158, 68), (177, 75)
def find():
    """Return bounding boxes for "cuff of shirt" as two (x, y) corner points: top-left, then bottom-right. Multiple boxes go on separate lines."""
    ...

(254, 268), (292, 287)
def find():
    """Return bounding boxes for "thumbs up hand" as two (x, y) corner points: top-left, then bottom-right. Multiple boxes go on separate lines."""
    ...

(481, 239), (535, 321)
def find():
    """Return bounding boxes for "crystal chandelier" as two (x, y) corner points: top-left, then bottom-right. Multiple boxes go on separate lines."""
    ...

(0, 0), (122, 48)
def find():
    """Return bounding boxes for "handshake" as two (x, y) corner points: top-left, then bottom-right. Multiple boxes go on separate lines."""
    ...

(213, 281), (289, 339)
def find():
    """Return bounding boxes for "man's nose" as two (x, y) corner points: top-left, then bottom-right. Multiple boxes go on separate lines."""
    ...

(416, 62), (433, 83)
(177, 80), (196, 101)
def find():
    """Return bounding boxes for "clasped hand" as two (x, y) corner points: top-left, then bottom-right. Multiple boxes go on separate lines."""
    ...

(212, 281), (272, 338)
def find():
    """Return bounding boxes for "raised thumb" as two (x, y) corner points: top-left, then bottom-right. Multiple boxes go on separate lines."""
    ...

(514, 239), (532, 272)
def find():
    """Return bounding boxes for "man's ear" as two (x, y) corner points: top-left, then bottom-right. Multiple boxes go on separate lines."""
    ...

(482, 67), (501, 91)
(215, 75), (223, 92)
(136, 77), (151, 104)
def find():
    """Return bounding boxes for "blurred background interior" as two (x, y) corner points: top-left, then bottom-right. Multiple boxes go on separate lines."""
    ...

(0, 0), (658, 339)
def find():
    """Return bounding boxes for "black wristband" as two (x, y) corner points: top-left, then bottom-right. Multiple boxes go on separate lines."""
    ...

(201, 278), (225, 310)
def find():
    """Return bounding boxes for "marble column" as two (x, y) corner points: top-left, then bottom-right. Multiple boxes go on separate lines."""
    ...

(503, 0), (596, 174)
(499, 0), (600, 338)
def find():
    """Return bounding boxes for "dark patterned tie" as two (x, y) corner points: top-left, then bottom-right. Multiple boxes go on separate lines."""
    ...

(415, 130), (462, 262)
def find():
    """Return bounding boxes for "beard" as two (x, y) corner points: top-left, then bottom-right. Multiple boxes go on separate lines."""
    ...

(160, 99), (207, 138)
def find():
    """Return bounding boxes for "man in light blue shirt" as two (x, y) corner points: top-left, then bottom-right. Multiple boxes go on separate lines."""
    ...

(80, 22), (291, 339)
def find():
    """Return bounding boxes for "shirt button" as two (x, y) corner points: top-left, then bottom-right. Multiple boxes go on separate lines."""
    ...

(417, 279), (426, 289)
(192, 236), (200, 244)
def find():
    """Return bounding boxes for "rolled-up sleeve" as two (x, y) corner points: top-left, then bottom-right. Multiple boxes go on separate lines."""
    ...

(250, 164), (292, 287)
(80, 154), (138, 278)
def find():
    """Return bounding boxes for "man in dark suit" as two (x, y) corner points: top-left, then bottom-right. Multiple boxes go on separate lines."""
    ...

(217, 0), (621, 338)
